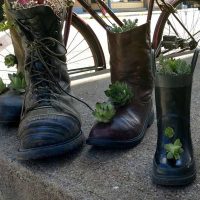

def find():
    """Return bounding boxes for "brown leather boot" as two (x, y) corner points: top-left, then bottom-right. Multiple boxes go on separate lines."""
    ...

(87, 23), (154, 148)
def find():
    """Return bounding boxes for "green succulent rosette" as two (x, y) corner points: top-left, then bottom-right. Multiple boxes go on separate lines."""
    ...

(157, 55), (191, 75)
(164, 127), (184, 160)
(93, 102), (116, 123)
(105, 81), (133, 106)
(4, 54), (17, 67)
(110, 18), (138, 33)
(8, 72), (26, 93)
(164, 127), (174, 138)
(0, 20), (12, 32)
(165, 139), (184, 160)
(0, 77), (7, 94)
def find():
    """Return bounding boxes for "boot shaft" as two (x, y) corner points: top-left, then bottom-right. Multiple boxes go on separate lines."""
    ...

(7, 4), (74, 112)
(106, 23), (153, 101)
(155, 74), (193, 121)
(155, 74), (193, 153)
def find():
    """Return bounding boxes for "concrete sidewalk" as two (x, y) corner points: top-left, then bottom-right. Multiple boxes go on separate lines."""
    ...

(0, 55), (200, 200)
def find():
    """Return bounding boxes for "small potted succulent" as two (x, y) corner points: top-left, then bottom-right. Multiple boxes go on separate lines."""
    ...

(0, 72), (26, 125)
(153, 51), (199, 186)
(87, 17), (153, 148)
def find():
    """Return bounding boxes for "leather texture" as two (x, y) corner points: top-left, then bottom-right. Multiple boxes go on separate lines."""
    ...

(0, 90), (23, 124)
(153, 74), (196, 186)
(87, 23), (154, 148)
(8, 5), (83, 160)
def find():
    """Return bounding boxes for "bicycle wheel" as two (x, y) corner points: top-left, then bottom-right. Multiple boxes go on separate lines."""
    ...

(153, 0), (200, 57)
(65, 13), (106, 75)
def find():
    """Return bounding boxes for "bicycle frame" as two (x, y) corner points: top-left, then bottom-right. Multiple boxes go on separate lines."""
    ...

(64, 0), (155, 47)
(64, 0), (199, 58)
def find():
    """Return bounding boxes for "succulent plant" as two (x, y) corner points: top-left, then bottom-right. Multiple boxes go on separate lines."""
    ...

(164, 127), (174, 138)
(110, 18), (138, 33)
(0, 77), (7, 94)
(8, 72), (26, 92)
(93, 102), (116, 123)
(157, 55), (191, 75)
(165, 139), (184, 160)
(0, 20), (12, 32)
(105, 81), (133, 106)
(4, 54), (18, 67)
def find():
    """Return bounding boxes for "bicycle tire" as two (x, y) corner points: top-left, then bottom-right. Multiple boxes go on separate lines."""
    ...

(65, 13), (106, 75)
(152, 0), (200, 57)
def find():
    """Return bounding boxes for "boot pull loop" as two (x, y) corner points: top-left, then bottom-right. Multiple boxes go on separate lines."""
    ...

(191, 48), (200, 74)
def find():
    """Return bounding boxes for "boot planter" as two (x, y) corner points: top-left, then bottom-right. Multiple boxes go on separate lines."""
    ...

(152, 52), (199, 186)
(0, 72), (25, 125)
(8, 2), (84, 160)
(0, 89), (24, 125)
(87, 20), (154, 148)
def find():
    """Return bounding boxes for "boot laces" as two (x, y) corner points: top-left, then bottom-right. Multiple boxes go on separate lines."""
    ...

(23, 37), (93, 112)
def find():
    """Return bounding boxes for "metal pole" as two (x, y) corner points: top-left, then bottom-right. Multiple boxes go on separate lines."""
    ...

(107, 0), (111, 9)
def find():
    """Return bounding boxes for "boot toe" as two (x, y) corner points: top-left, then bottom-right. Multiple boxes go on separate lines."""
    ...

(17, 115), (84, 160)
(153, 154), (196, 186)
(87, 121), (142, 148)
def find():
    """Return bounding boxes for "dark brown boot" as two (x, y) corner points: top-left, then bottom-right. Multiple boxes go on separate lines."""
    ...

(8, 3), (84, 160)
(87, 23), (154, 148)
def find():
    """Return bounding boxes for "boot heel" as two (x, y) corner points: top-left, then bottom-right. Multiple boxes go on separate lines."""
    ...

(147, 111), (154, 128)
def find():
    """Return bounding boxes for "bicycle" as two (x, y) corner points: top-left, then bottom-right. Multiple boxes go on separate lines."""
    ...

(63, 0), (200, 73)
(0, 0), (200, 77)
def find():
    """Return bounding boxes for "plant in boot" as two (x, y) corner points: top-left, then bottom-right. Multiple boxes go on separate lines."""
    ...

(157, 55), (191, 75)
(105, 81), (133, 106)
(0, 75), (24, 125)
(87, 22), (154, 148)
(8, 72), (26, 93)
(165, 139), (184, 160)
(164, 127), (174, 138)
(110, 18), (138, 33)
(0, 78), (7, 94)
(93, 102), (116, 123)
(4, 54), (18, 67)
(164, 127), (184, 160)
(152, 50), (199, 186)
(0, 20), (12, 31)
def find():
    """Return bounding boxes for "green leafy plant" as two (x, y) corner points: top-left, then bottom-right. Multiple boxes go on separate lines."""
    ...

(105, 81), (133, 106)
(157, 55), (191, 75)
(0, 20), (12, 32)
(110, 19), (138, 33)
(163, 127), (184, 160)
(164, 127), (174, 138)
(0, 78), (7, 94)
(165, 139), (184, 160)
(93, 102), (116, 123)
(4, 54), (17, 67)
(8, 72), (26, 92)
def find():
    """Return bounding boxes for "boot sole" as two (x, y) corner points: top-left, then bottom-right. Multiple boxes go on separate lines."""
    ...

(152, 171), (196, 186)
(152, 159), (196, 186)
(86, 111), (154, 148)
(17, 131), (84, 160)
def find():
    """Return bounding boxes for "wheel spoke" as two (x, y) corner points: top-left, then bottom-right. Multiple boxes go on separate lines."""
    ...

(67, 47), (90, 62)
(67, 56), (93, 65)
